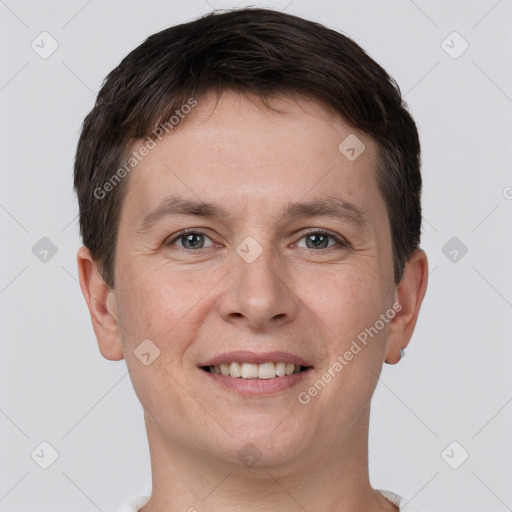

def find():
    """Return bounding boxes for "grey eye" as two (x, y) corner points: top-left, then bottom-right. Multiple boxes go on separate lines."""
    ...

(297, 231), (341, 250)
(171, 232), (215, 249)
(304, 233), (331, 249)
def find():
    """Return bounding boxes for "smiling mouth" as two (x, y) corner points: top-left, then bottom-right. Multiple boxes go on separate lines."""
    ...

(201, 362), (311, 379)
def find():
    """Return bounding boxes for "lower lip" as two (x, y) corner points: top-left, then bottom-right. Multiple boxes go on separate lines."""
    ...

(201, 368), (312, 395)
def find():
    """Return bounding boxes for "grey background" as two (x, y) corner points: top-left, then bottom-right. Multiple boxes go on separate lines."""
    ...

(1, 0), (511, 510)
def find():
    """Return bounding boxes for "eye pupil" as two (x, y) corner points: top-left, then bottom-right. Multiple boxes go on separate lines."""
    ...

(182, 233), (204, 249)
(306, 233), (329, 249)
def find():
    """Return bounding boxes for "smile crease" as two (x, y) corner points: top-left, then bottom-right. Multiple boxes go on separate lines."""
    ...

(204, 361), (308, 379)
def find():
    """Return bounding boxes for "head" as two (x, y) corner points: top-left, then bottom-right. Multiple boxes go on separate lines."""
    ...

(75, 8), (427, 473)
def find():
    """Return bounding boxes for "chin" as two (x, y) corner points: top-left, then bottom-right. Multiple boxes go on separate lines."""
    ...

(207, 416), (311, 470)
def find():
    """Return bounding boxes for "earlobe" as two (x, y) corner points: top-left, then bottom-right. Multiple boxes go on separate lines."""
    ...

(385, 249), (428, 364)
(76, 246), (125, 361)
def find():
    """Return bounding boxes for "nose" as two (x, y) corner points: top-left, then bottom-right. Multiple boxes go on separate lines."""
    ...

(217, 244), (299, 330)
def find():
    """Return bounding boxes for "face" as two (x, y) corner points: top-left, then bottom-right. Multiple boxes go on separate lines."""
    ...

(106, 90), (399, 470)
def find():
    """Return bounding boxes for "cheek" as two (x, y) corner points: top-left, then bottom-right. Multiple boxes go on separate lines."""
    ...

(114, 262), (223, 381)
(114, 268), (210, 425)
(300, 264), (390, 340)
(116, 262), (202, 339)
(294, 270), (392, 435)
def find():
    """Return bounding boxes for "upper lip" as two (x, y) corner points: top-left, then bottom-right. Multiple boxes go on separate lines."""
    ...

(199, 351), (313, 368)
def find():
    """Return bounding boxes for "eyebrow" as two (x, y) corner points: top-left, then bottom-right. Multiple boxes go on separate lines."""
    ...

(137, 194), (367, 233)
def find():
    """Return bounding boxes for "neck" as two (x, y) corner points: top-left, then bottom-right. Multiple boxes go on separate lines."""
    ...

(140, 406), (397, 512)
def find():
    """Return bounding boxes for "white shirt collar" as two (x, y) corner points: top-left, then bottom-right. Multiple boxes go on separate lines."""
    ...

(119, 490), (420, 511)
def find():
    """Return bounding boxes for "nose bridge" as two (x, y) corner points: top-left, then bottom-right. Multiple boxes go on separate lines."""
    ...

(221, 236), (297, 328)
(238, 241), (280, 292)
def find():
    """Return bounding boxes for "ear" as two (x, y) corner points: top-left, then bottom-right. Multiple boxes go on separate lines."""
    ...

(385, 249), (428, 364)
(76, 246), (124, 361)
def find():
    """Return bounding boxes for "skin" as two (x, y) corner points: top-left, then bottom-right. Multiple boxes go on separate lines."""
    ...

(77, 90), (428, 512)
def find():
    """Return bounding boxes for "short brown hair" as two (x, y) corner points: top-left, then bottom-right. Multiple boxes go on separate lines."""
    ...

(74, 7), (421, 288)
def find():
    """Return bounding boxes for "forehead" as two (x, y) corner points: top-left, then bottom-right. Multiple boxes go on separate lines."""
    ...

(120, 90), (384, 227)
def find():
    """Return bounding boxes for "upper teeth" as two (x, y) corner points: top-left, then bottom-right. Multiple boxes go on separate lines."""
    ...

(208, 362), (301, 379)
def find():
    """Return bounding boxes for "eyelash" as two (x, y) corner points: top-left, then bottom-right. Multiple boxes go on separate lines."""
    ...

(165, 228), (350, 251)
